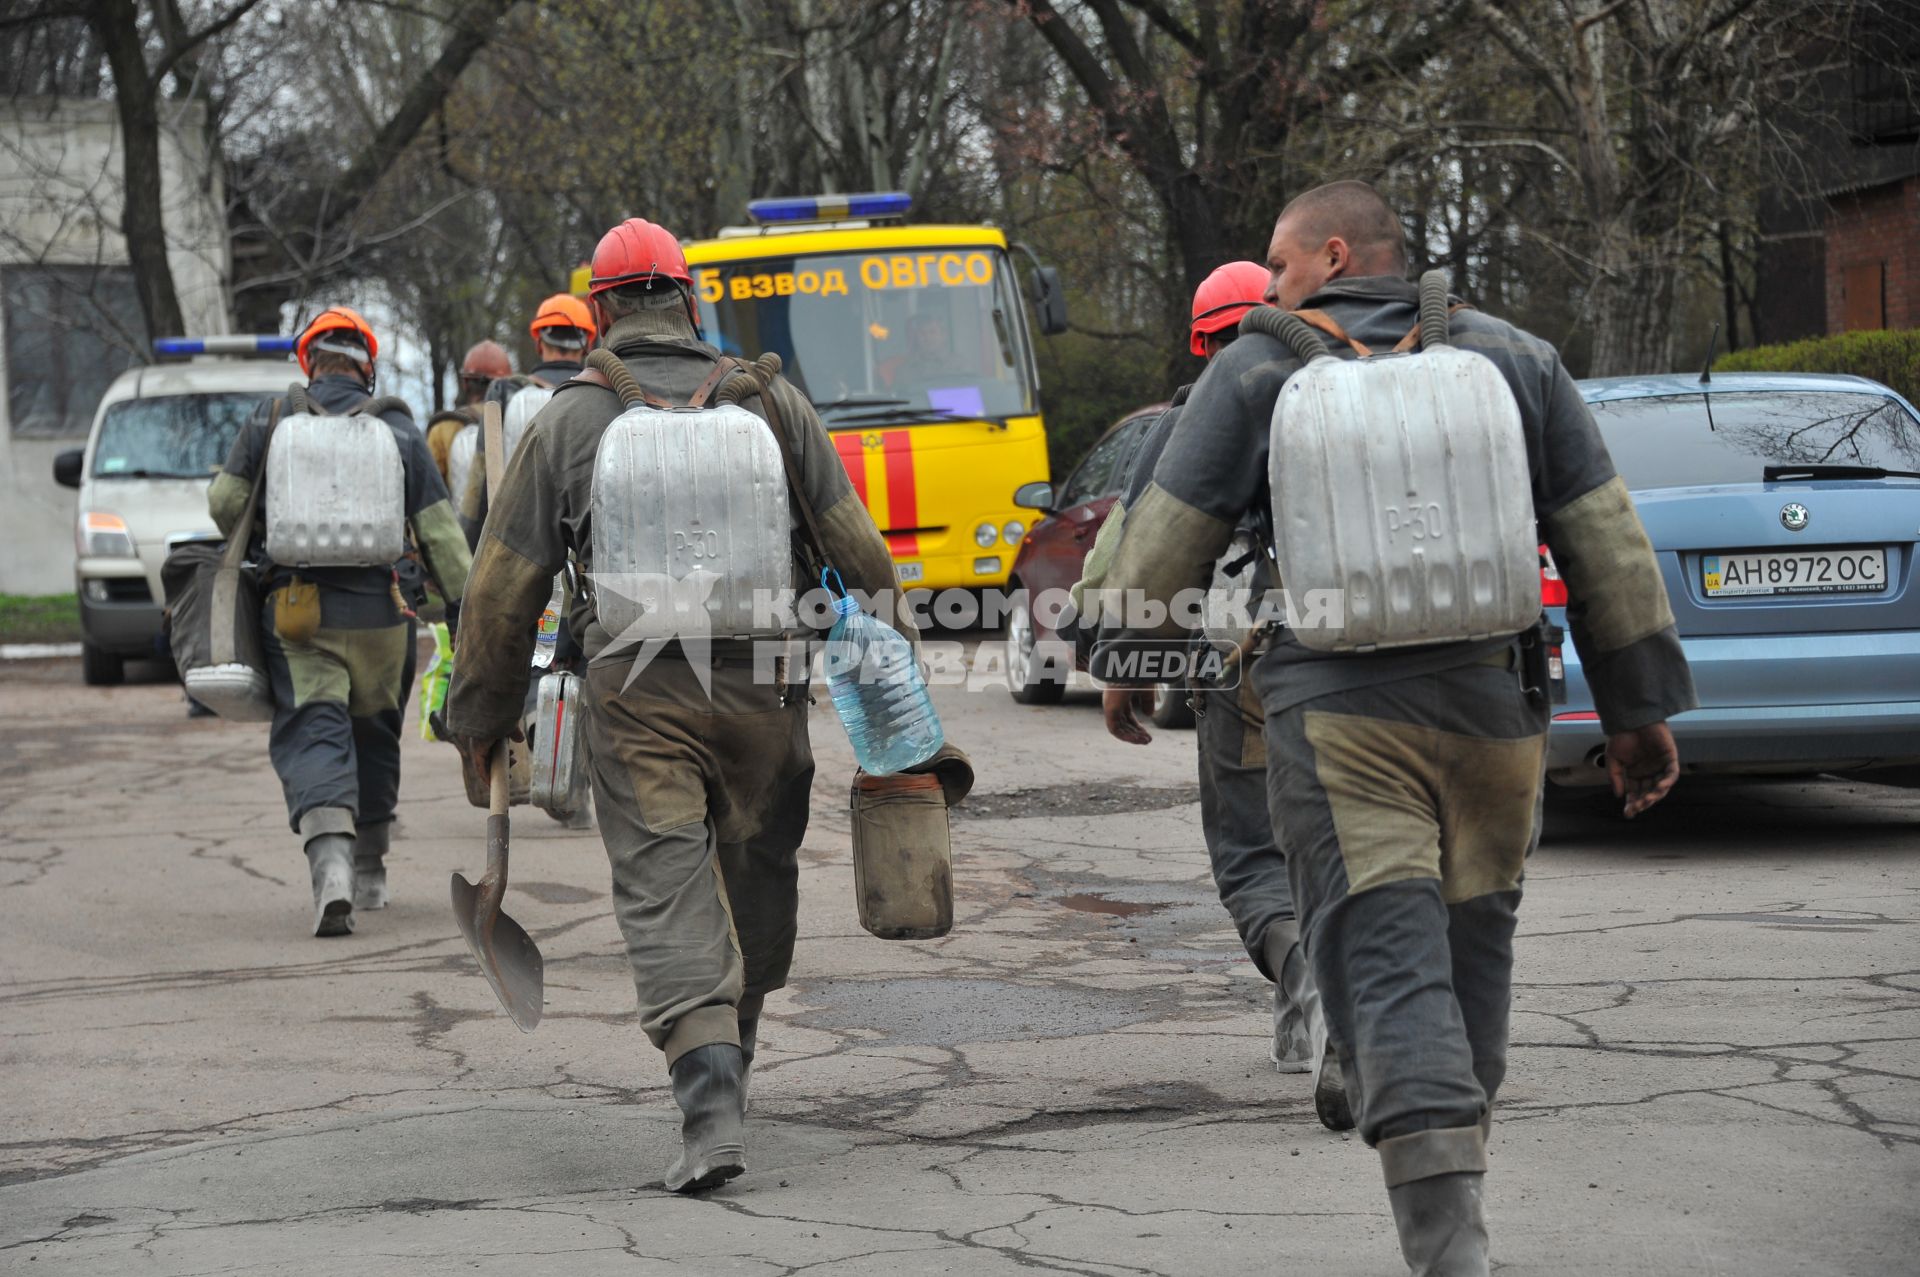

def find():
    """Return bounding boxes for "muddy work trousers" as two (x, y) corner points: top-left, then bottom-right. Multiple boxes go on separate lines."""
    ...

(584, 652), (814, 1067)
(1256, 650), (1547, 1187)
(261, 589), (415, 834)
(1193, 680), (1296, 976)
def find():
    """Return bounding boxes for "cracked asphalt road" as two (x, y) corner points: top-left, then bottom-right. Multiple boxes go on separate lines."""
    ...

(2, 649), (1917, 1274)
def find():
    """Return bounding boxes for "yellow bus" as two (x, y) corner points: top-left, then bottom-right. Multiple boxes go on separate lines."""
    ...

(683, 193), (1066, 591)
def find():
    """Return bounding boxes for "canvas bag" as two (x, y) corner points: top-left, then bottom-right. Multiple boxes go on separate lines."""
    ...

(164, 400), (282, 721)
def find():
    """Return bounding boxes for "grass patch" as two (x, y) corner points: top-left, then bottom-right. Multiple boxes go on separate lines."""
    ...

(0, 594), (83, 645)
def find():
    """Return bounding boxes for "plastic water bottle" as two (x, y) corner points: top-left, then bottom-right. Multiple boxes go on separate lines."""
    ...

(532, 579), (563, 670)
(823, 594), (943, 775)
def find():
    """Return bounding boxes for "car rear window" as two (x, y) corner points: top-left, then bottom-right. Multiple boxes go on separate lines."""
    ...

(92, 393), (264, 479)
(1590, 390), (1920, 489)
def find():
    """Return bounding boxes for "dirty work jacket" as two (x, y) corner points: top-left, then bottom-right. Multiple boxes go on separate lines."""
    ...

(444, 307), (905, 744)
(1093, 275), (1696, 733)
(209, 373), (471, 609)
(424, 407), (477, 487)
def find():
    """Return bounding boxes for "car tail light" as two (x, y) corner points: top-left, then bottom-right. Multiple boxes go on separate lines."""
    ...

(1553, 711), (1600, 721)
(1539, 543), (1567, 606)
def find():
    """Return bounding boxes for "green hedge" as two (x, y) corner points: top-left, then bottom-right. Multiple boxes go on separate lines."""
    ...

(1715, 329), (1920, 404)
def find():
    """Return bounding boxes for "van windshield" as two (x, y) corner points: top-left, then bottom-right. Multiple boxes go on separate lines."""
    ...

(694, 248), (1037, 425)
(92, 394), (262, 479)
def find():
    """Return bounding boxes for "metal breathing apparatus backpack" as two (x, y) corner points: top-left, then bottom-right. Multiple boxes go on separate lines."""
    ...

(263, 384), (408, 568)
(446, 423), (479, 510)
(1245, 271), (1539, 652)
(501, 377), (555, 463)
(585, 350), (795, 642)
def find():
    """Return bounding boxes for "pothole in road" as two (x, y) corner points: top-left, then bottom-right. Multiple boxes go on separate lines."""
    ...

(956, 782), (1200, 821)
(790, 977), (1163, 1045)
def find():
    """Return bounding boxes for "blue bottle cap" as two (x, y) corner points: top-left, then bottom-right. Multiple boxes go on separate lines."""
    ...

(832, 595), (861, 618)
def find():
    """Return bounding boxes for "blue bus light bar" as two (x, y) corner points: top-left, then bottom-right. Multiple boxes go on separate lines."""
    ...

(745, 192), (914, 225)
(153, 336), (296, 357)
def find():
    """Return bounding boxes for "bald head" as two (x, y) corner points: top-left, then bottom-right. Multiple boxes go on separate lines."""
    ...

(1263, 180), (1409, 310)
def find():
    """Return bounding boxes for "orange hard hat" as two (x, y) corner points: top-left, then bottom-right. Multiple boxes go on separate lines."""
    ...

(296, 305), (379, 376)
(1189, 261), (1272, 357)
(460, 339), (512, 380)
(529, 293), (597, 349)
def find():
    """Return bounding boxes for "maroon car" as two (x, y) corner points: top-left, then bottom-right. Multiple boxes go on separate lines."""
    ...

(1003, 403), (1193, 725)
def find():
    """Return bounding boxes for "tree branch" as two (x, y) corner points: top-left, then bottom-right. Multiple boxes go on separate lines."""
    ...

(1115, 0), (1205, 58)
(152, 0), (267, 83)
(318, 0), (517, 238)
(1466, 0), (1575, 116)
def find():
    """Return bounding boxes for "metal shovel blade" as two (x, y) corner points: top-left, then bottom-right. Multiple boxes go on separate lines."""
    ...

(450, 748), (544, 1031)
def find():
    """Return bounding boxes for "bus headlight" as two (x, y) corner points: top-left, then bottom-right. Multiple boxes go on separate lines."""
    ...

(78, 511), (136, 558)
(974, 522), (998, 548)
(1002, 520), (1026, 545)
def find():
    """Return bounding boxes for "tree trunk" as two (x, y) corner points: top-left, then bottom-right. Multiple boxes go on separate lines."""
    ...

(92, 0), (187, 344)
(1586, 223), (1678, 375)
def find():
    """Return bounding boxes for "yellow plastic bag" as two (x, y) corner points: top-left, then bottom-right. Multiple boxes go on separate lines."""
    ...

(418, 621), (453, 741)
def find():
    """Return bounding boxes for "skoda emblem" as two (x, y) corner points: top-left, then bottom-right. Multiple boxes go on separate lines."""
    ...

(1780, 502), (1810, 532)
(862, 433), (883, 450)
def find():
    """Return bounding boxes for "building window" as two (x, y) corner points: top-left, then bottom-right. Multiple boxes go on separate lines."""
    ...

(1842, 261), (1886, 332)
(2, 264), (147, 438)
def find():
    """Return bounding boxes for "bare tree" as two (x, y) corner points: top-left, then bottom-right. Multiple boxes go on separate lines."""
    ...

(1000, 0), (1464, 300)
(1463, 0), (1886, 375)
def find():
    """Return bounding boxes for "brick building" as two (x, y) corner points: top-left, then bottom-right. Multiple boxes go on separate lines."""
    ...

(1824, 171), (1920, 333)
(1751, 19), (1919, 345)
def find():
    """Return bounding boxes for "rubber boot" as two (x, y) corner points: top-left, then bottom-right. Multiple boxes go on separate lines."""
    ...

(304, 836), (355, 937)
(1305, 972), (1353, 1131)
(353, 820), (390, 911)
(1388, 1172), (1490, 1276)
(1264, 923), (1312, 1072)
(663, 1044), (746, 1194)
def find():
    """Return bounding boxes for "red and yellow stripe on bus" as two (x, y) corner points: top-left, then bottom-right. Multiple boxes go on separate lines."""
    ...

(832, 430), (920, 557)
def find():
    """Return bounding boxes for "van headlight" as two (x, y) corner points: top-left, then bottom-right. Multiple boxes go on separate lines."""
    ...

(78, 511), (136, 558)
(1002, 520), (1026, 545)
(974, 522), (998, 548)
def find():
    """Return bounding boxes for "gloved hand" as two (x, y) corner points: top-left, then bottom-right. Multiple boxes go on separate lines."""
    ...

(443, 598), (461, 645)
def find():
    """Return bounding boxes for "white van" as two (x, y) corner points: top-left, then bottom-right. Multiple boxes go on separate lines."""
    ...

(53, 351), (295, 684)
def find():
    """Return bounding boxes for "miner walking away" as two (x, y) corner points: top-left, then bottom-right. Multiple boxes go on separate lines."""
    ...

(444, 218), (922, 1194)
(1094, 181), (1694, 1275)
(1079, 259), (1336, 1099)
(209, 306), (472, 937)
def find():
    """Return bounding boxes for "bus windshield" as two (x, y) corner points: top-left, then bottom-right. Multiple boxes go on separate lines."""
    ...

(694, 247), (1036, 426)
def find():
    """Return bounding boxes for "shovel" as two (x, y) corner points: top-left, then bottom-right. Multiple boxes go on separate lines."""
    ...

(449, 399), (544, 1031)
(450, 742), (544, 1031)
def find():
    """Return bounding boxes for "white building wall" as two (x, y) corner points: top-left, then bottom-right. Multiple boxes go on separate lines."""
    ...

(0, 98), (230, 595)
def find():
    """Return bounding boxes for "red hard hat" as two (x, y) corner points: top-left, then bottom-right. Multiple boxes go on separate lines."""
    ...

(1189, 261), (1272, 357)
(460, 339), (511, 380)
(588, 218), (691, 298)
(296, 305), (379, 376)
